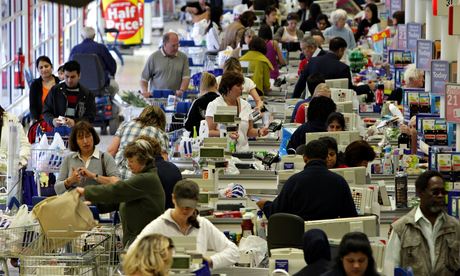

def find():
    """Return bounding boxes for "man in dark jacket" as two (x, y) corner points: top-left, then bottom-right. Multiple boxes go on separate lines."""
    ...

(257, 140), (357, 220)
(293, 37), (352, 98)
(286, 96), (336, 151)
(70, 26), (118, 94)
(43, 60), (96, 127)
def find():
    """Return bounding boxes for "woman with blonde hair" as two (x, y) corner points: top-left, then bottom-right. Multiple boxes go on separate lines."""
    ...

(184, 72), (220, 132)
(123, 234), (174, 276)
(107, 105), (169, 179)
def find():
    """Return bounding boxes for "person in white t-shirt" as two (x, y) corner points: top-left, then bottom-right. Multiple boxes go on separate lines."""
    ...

(206, 71), (269, 151)
(129, 180), (239, 270)
(216, 57), (264, 110)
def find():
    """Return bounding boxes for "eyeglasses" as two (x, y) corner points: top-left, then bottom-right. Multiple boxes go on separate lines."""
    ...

(430, 189), (448, 196)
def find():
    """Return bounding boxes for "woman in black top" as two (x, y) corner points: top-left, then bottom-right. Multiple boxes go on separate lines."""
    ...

(29, 56), (60, 121)
(354, 3), (380, 42)
(299, 3), (323, 33)
(184, 72), (219, 133)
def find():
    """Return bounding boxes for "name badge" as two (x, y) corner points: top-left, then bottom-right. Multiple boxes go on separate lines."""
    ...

(65, 107), (76, 117)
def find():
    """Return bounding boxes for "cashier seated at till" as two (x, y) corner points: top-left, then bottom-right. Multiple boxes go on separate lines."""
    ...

(128, 179), (239, 270)
(205, 71), (268, 152)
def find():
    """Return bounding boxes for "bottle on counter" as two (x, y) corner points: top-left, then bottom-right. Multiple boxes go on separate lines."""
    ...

(256, 210), (267, 240)
(241, 213), (254, 238)
(395, 171), (408, 208)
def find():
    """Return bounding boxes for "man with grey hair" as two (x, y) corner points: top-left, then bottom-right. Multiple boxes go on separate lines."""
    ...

(298, 36), (326, 76)
(69, 26), (118, 94)
(140, 32), (190, 98)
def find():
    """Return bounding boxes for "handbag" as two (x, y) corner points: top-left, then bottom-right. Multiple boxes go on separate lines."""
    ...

(32, 189), (97, 239)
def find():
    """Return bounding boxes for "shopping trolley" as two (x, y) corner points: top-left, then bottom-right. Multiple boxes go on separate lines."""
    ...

(29, 135), (69, 196)
(0, 223), (41, 276)
(21, 227), (115, 276)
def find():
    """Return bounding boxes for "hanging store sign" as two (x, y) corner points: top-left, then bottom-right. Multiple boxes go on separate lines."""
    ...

(431, 60), (450, 96)
(445, 83), (460, 123)
(406, 23), (422, 51)
(102, 0), (142, 45)
(397, 24), (407, 49)
(416, 40), (433, 71)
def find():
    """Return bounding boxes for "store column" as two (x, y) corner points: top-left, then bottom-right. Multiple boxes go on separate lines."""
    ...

(405, 0), (415, 23)
(415, 0), (426, 24)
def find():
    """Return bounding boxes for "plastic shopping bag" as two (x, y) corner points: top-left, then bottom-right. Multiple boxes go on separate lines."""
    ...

(238, 235), (268, 267)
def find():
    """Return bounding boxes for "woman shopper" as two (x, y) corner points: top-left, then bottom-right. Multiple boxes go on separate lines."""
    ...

(29, 56), (60, 121)
(77, 136), (165, 246)
(55, 121), (119, 195)
(107, 105), (169, 180)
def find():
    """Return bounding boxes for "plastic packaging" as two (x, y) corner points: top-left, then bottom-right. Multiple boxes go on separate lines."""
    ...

(382, 147), (393, 175)
(256, 210), (267, 239)
(199, 120), (209, 139)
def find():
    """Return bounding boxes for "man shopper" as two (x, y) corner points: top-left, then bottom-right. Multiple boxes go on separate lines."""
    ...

(43, 60), (96, 127)
(384, 170), (460, 275)
(140, 32), (190, 98)
(257, 140), (357, 220)
(70, 26), (118, 95)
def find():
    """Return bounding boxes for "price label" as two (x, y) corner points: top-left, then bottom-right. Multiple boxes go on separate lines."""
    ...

(445, 83), (460, 123)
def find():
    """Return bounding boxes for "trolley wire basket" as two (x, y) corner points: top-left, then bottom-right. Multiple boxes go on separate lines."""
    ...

(21, 227), (115, 276)
(0, 223), (41, 258)
(30, 147), (68, 173)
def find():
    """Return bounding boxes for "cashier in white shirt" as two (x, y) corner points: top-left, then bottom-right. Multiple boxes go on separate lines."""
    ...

(129, 179), (239, 269)
(206, 71), (269, 152)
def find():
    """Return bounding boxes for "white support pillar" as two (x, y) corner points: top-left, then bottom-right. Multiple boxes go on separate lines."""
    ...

(144, 2), (153, 44)
(405, 0), (415, 23)
(440, 15), (458, 119)
(426, 1), (441, 40)
(415, 0), (426, 24)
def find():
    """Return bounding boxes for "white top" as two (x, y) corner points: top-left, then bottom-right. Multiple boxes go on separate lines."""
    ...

(206, 96), (253, 151)
(206, 22), (221, 52)
(383, 206), (446, 275)
(1, 112), (30, 168)
(129, 209), (239, 269)
(216, 76), (256, 95)
(281, 27), (299, 42)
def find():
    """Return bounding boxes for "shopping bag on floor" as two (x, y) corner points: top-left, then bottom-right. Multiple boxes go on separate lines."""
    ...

(32, 189), (96, 239)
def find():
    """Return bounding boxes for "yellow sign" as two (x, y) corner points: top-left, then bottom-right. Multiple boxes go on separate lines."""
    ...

(102, 0), (142, 45)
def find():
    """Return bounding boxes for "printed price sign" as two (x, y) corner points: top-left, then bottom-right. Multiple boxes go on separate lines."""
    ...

(416, 40), (433, 71)
(397, 25), (407, 49)
(406, 23), (422, 51)
(445, 83), (460, 123)
(431, 60), (450, 96)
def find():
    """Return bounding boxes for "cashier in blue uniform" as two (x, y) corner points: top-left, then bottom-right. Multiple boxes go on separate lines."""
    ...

(129, 180), (239, 269)
(257, 140), (358, 220)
